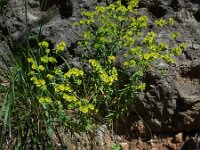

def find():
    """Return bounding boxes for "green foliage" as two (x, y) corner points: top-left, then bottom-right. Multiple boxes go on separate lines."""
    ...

(73, 0), (185, 122)
(27, 41), (95, 131)
(0, 0), (185, 148)
(113, 143), (121, 150)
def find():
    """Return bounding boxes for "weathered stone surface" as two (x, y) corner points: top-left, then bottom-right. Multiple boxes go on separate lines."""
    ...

(174, 132), (183, 143)
(134, 0), (200, 133)
(1, 0), (200, 134)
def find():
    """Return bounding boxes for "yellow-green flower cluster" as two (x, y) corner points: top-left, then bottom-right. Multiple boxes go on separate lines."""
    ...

(54, 67), (62, 75)
(63, 94), (77, 102)
(55, 84), (73, 93)
(171, 32), (181, 39)
(99, 73), (114, 86)
(111, 67), (118, 81)
(28, 70), (35, 76)
(73, 21), (79, 27)
(81, 11), (96, 19)
(56, 41), (66, 53)
(64, 68), (84, 78)
(143, 31), (156, 45)
(143, 52), (159, 60)
(89, 59), (118, 86)
(161, 53), (174, 63)
(108, 56), (116, 64)
(28, 57), (46, 71)
(46, 74), (54, 80)
(127, 0), (139, 11)
(62, 93), (96, 114)
(77, 11), (96, 26)
(129, 46), (142, 55)
(155, 18), (167, 27)
(107, 4), (116, 11)
(96, 6), (106, 13)
(38, 41), (49, 48)
(39, 97), (52, 104)
(84, 31), (92, 40)
(41, 56), (57, 63)
(137, 16), (147, 28)
(168, 18), (174, 25)
(79, 104), (95, 113)
(27, 57), (35, 63)
(130, 16), (147, 32)
(124, 59), (136, 68)
(116, 5), (127, 14)
(27, 40), (99, 117)
(158, 42), (169, 51)
(30, 77), (46, 88)
(137, 83), (146, 90)
(99, 37), (108, 44)
(89, 59), (102, 71)
(171, 43), (186, 56)
(123, 31), (135, 47)
(78, 98), (95, 114)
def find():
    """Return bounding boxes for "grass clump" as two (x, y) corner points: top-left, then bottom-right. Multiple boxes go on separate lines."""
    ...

(0, 0), (185, 148)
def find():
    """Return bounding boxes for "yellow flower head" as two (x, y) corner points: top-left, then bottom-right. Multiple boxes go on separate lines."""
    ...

(64, 68), (84, 78)
(96, 6), (106, 13)
(151, 52), (159, 59)
(64, 72), (72, 78)
(28, 71), (35, 76)
(34, 79), (46, 87)
(41, 56), (49, 63)
(143, 53), (151, 60)
(39, 97), (45, 104)
(56, 41), (66, 52)
(31, 64), (37, 70)
(89, 59), (100, 67)
(64, 85), (73, 92)
(39, 97), (52, 104)
(79, 70), (84, 76)
(137, 83), (146, 90)
(100, 73), (113, 86)
(54, 68), (62, 75)
(38, 65), (45, 71)
(45, 97), (52, 104)
(73, 21), (79, 27)
(108, 56), (116, 64)
(129, 60), (136, 67)
(27, 57), (35, 64)
(58, 84), (65, 91)
(48, 57), (57, 63)
(79, 106), (88, 113)
(123, 61), (129, 67)
(172, 32), (180, 39)
(108, 4), (116, 11)
(30, 77), (37, 81)
(46, 74), (54, 80)
(168, 18), (174, 24)
(88, 104), (95, 110)
(38, 41), (49, 48)
(63, 94), (77, 102)
(111, 67), (118, 81)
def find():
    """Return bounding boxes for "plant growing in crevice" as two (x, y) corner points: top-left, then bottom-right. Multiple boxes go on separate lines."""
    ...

(74, 0), (185, 123)
(0, 0), (186, 148)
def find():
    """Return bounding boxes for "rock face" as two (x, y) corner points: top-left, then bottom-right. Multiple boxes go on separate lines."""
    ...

(135, 0), (200, 133)
(1, 0), (200, 133)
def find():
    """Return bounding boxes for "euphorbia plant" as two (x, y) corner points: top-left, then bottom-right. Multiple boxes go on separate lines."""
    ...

(1, 0), (185, 148)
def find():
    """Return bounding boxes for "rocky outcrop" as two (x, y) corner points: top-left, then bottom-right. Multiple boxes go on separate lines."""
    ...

(135, 0), (200, 133)
(1, 0), (200, 134)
